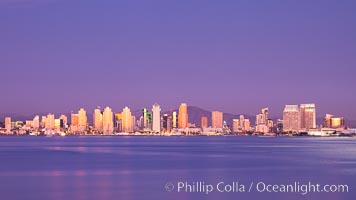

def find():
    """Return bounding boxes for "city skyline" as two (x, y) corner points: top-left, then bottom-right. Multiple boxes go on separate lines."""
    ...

(1, 0), (355, 119)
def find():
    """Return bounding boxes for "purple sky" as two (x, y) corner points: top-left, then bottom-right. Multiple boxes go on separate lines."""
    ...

(1, 0), (356, 119)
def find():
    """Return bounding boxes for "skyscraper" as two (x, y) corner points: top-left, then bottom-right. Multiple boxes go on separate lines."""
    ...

(59, 114), (68, 128)
(300, 104), (316, 130)
(172, 111), (177, 128)
(5, 117), (11, 133)
(93, 107), (103, 132)
(239, 115), (245, 130)
(178, 103), (188, 128)
(122, 107), (133, 133)
(244, 119), (251, 131)
(201, 116), (208, 128)
(78, 108), (87, 133)
(46, 114), (55, 130)
(71, 113), (79, 133)
(255, 108), (269, 133)
(212, 111), (223, 128)
(283, 105), (300, 132)
(232, 119), (240, 132)
(152, 103), (161, 133)
(33, 115), (40, 130)
(102, 107), (114, 134)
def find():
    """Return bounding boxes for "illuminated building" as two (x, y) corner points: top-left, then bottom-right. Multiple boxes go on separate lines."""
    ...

(33, 115), (40, 130)
(102, 107), (114, 134)
(78, 108), (87, 133)
(71, 113), (79, 132)
(232, 119), (240, 132)
(255, 108), (269, 133)
(300, 104), (316, 130)
(283, 105), (299, 132)
(41, 116), (47, 128)
(212, 111), (223, 128)
(178, 103), (188, 128)
(59, 114), (68, 128)
(93, 107), (103, 132)
(46, 114), (55, 130)
(244, 119), (251, 131)
(5, 117), (11, 133)
(172, 111), (177, 128)
(152, 103), (161, 133)
(201, 116), (208, 128)
(122, 107), (133, 133)
(324, 114), (344, 128)
(54, 119), (61, 129)
(239, 115), (245, 130)
(115, 113), (122, 132)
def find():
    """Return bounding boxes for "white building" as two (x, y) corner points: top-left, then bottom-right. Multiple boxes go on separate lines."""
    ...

(152, 103), (161, 133)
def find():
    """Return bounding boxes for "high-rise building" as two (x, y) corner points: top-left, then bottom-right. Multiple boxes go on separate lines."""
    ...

(78, 108), (87, 133)
(122, 107), (133, 133)
(93, 107), (103, 132)
(283, 105), (300, 132)
(59, 114), (68, 128)
(5, 117), (11, 133)
(212, 111), (223, 128)
(300, 104), (316, 130)
(41, 116), (47, 128)
(152, 103), (161, 133)
(54, 119), (61, 129)
(178, 103), (188, 128)
(239, 115), (245, 130)
(172, 111), (177, 128)
(33, 115), (40, 130)
(46, 114), (55, 130)
(102, 107), (114, 134)
(142, 108), (150, 129)
(255, 108), (269, 133)
(71, 113), (79, 132)
(115, 113), (122, 132)
(232, 119), (240, 132)
(277, 119), (283, 132)
(244, 119), (251, 131)
(201, 116), (208, 128)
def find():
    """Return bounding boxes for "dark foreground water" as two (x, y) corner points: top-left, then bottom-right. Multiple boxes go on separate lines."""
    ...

(0, 136), (355, 200)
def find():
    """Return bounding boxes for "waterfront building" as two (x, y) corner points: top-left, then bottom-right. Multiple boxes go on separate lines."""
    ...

(300, 104), (316, 130)
(33, 115), (40, 130)
(255, 108), (269, 133)
(71, 113), (79, 132)
(232, 119), (240, 132)
(115, 113), (122, 132)
(324, 114), (344, 128)
(46, 114), (55, 130)
(212, 111), (223, 128)
(78, 108), (87, 133)
(152, 103), (161, 133)
(102, 107), (114, 134)
(178, 103), (188, 128)
(172, 111), (177, 128)
(5, 117), (11, 133)
(122, 107), (133, 133)
(244, 119), (251, 131)
(283, 105), (300, 132)
(59, 114), (68, 128)
(239, 115), (245, 130)
(201, 116), (208, 129)
(93, 107), (103, 132)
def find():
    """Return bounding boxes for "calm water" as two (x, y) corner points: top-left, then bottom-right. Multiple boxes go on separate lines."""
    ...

(0, 136), (355, 200)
